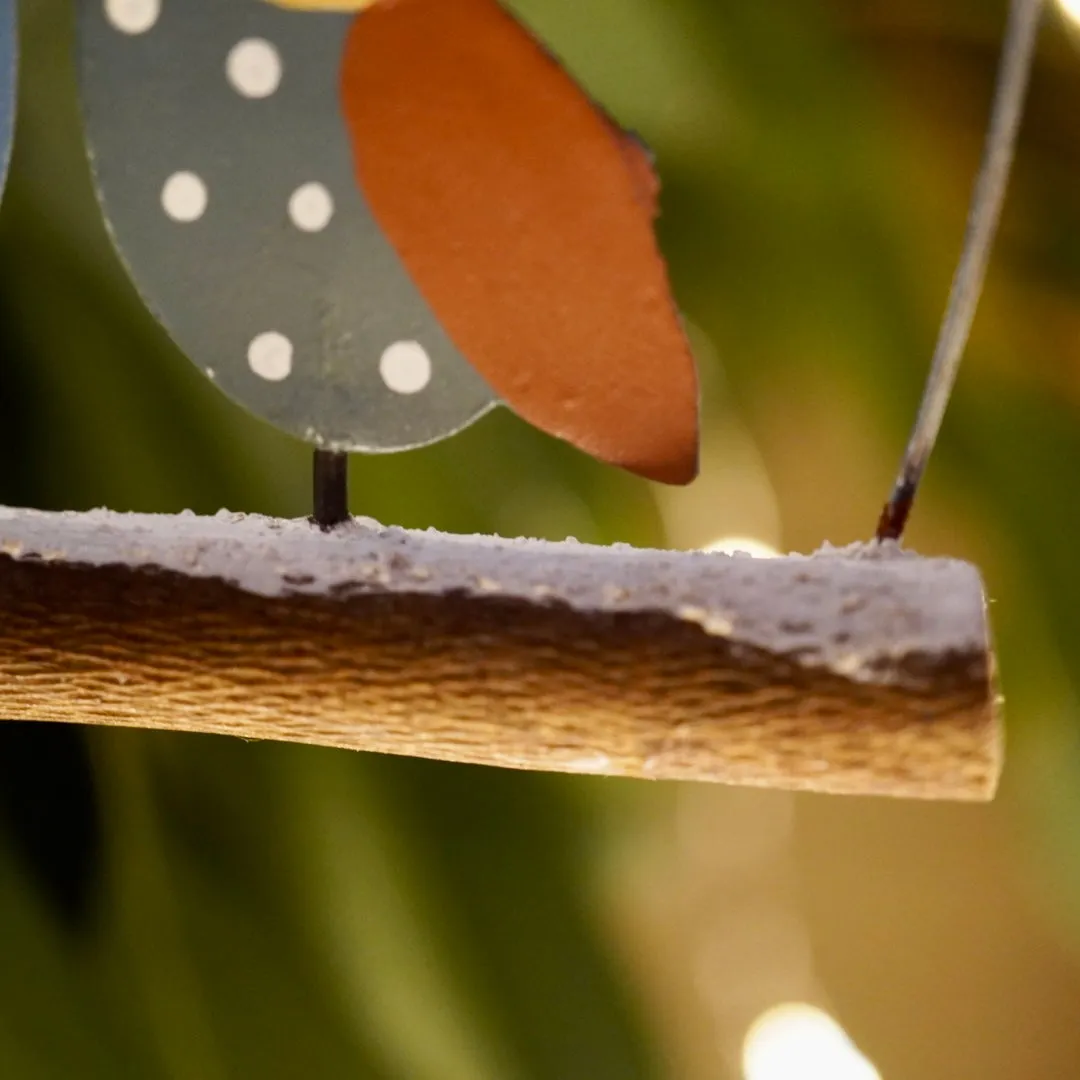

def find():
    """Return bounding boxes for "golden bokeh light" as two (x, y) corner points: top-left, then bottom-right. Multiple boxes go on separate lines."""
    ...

(702, 535), (780, 558)
(1059, 0), (1080, 26)
(742, 1004), (882, 1080)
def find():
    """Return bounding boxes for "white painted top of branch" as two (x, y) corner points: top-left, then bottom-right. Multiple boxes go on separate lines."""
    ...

(0, 506), (987, 691)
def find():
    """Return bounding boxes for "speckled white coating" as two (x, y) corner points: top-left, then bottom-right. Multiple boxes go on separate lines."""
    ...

(0, 506), (989, 692)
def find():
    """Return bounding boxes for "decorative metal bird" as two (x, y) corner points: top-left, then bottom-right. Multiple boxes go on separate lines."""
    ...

(79, 0), (699, 523)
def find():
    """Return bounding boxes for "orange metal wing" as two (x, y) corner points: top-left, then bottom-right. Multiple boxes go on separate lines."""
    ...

(340, 0), (699, 484)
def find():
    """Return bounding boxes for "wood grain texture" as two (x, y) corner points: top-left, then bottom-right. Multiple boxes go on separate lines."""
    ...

(0, 506), (1001, 800)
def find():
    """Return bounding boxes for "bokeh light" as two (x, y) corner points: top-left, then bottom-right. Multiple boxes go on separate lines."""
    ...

(702, 535), (781, 558)
(743, 1004), (882, 1080)
(1059, 0), (1080, 28)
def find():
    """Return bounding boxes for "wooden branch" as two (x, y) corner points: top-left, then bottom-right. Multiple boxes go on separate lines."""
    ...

(0, 506), (1001, 800)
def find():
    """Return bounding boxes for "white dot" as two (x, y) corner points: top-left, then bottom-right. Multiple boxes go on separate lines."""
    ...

(161, 171), (208, 222)
(380, 341), (432, 394)
(248, 332), (293, 382)
(288, 183), (334, 232)
(226, 38), (283, 99)
(105, 0), (160, 34)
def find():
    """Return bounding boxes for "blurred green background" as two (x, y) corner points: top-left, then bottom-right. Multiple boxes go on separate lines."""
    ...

(3, 0), (1080, 1076)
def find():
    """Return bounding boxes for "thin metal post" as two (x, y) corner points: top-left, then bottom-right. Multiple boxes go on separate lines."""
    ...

(312, 449), (349, 530)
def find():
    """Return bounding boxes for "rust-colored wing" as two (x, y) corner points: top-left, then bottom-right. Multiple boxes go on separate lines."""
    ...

(340, 0), (699, 484)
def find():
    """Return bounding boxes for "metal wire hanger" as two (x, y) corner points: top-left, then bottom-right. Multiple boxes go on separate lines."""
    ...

(876, 0), (1044, 542)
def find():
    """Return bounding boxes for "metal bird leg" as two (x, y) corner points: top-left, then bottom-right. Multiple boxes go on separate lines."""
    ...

(876, 0), (1043, 542)
(312, 449), (350, 529)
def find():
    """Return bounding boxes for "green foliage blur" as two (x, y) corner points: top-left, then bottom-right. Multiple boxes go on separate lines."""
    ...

(4, 1), (1080, 1077)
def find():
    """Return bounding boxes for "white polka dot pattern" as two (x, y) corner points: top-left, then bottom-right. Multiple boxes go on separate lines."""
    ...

(248, 331), (293, 381)
(226, 38), (282, 99)
(161, 171), (208, 222)
(105, 0), (160, 35)
(380, 341), (432, 394)
(288, 182), (334, 231)
(84, 0), (498, 452)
